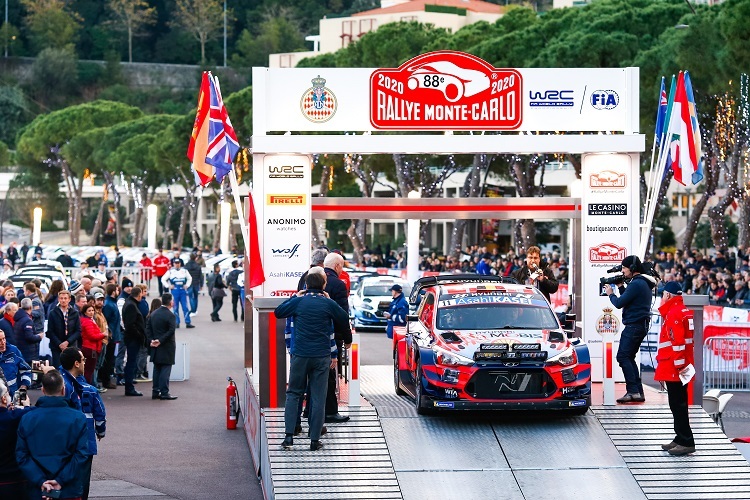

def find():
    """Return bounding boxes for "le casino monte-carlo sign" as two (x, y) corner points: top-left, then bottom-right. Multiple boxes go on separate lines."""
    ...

(260, 51), (634, 133)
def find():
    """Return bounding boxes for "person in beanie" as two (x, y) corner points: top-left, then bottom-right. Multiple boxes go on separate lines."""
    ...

(603, 255), (654, 404)
(656, 281), (696, 456)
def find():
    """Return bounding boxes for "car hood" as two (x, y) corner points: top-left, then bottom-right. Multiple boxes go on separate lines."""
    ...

(435, 328), (570, 359)
(353, 295), (391, 308)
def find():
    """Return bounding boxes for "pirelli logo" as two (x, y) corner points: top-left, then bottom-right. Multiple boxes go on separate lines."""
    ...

(267, 194), (306, 205)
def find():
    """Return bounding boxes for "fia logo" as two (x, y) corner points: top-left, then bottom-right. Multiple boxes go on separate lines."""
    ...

(271, 243), (301, 259)
(590, 90), (619, 110)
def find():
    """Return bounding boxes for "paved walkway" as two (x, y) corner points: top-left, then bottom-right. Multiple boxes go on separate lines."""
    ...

(86, 293), (262, 500)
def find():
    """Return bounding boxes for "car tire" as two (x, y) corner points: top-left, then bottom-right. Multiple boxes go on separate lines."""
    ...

(414, 359), (430, 415)
(393, 351), (406, 396)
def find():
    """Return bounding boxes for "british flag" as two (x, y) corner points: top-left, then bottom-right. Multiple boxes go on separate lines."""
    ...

(205, 74), (240, 183)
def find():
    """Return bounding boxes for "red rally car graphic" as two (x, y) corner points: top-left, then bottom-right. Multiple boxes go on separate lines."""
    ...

(393, 275), (591, 414)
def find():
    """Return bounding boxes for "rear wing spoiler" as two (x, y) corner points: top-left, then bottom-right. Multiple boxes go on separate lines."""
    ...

(407, 274), (519, 305)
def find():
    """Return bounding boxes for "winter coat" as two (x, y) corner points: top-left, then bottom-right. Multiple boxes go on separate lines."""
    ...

(80, 315), (106, 352)
(47, 305), (82, 351)
(655, 295), (694, 383)
(146, 306), (176, 365)
(13, 309), (41, 363)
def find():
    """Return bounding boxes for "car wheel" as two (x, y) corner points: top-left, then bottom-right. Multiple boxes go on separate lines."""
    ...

(414, 359), (430, 415)
(393, 350), (406, 396)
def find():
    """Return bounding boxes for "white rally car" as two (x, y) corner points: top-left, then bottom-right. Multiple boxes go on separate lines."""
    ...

(350, 276), (412, 331)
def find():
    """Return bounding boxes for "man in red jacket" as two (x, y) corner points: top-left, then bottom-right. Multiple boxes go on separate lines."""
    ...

(139, 253), (154, 289)
(153, 249), (170, 296)
(655, 281), (695, 456)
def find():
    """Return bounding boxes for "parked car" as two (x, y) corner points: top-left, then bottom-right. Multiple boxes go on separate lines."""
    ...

(350, 276), (411, 331)
(393, 274), (591, 415)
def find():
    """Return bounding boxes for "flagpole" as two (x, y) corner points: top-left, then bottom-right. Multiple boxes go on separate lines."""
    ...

(228, 169), (250, 256)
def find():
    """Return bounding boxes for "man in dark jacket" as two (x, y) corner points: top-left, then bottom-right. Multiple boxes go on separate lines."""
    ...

(16, 369), (89, 500)
(121, 286), (145, 397)
(322, 252), (351, 423)
(47, 290), (82, 368)
(24, 283), (45, 337)
(14, 299), (43, 364)
(146, 293), (178, 400)
(511, 246), (559, 303)
(56, 250), (74, 268)
(184, 253), (204, 316)
(275, 270), (351, 451)
(225, 260), (243, 322)
(604, 255), (655, 404)
(100, 284), (121, 389)
(384, 284), (408, 340)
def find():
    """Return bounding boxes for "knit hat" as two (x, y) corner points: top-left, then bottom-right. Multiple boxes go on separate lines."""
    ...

(122, 277), (134, 289)
(69, 280), (83, 294)
(663, 281), (682, 295)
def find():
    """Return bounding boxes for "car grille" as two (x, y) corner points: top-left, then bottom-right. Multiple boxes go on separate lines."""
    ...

(466, 369), (556, 399)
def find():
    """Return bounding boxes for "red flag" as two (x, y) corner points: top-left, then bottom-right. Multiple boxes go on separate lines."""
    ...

(246, 191), (265, 288)
(188, 72), (214, 186)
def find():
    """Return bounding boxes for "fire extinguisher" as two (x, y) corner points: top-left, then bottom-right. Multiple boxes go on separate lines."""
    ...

(226, 376), (239, 430)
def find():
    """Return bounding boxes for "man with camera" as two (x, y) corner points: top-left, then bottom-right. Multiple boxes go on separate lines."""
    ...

(0, 330), (31, 399)
(512, 246), (559, 302)
(604, 255), (653, 404)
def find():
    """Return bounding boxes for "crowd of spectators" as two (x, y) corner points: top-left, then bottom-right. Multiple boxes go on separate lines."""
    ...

(357, 243), (570, 284)
(653, 247), (750, 308)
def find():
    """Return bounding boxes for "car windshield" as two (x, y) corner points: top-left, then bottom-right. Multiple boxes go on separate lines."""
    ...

(436, 304), (559, 330)
(363, 284), (411, 297)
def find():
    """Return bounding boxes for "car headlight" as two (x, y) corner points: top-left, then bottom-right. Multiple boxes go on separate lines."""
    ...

(432, 346), (474, 367)
(547, 347), (577, 367)
(360, 303), (374, 311)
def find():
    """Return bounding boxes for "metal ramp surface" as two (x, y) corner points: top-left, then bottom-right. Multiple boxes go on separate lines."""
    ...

(593, 405), (750, 500)
(361, 365), (750, 500)
(263, 406), (402, 500)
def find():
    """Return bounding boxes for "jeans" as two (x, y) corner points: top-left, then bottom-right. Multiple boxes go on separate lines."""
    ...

(137, 345), (149, 377)
(153, 363), (172, 396)
(211, 296), (224, 319)
(616, 321), (648, 395)
(231, 289), (243, 321)
(124, 339), (142, 392)
(172, 287), (191, 325)
(284, 355), (329, 441)
(93, 343), (106, 386)
(188, 286), (200, 313)
(666, 381), (695, 446)
(115, 341), (126, 379)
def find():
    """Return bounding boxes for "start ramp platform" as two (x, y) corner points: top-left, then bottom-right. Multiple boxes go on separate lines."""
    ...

(251, 366), (750, 500)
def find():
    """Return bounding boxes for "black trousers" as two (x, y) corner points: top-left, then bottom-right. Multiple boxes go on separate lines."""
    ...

(211, 296), (224, 318)
(666, 381), (695, 446)
(153, 363), (172, 396)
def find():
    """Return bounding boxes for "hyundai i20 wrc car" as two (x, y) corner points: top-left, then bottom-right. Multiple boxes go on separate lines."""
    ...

(393, 275), (591, 415)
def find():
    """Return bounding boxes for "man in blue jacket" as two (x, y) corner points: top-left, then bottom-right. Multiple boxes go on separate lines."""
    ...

(0, 330), (31, 397)
(100, 284), (121, 389)
(59, 347), (106, 500)
(604, 255), (656, 404)
(275, 270), (351, 452)
(16, 369), (89, 500)
(384, 284), (409, 339)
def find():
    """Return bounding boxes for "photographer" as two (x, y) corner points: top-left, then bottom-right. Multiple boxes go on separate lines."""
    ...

(512, 246), (559, 302)
(604, 255), (654, 404)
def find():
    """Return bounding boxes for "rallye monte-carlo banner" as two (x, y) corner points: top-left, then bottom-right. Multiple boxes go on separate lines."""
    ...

(258, 51), (636, 133)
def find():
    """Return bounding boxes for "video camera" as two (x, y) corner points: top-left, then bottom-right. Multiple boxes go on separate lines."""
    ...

(599, 261), (660, 296)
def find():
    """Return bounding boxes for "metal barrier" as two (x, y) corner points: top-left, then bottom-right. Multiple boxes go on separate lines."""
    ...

(704, 336), (750, 391)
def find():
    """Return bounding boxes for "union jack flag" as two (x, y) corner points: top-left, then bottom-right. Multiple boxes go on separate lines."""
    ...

(188, 71), (240, 186)
(206, 74), (240, 183)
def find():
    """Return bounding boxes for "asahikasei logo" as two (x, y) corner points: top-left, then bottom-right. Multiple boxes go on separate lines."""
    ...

(300, 75), (337, 123)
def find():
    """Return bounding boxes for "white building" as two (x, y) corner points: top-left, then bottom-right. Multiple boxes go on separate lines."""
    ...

(269, 0), (504, 68)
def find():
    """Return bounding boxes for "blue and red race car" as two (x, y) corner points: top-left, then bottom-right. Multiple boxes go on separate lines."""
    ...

(393, 275), (591, 415)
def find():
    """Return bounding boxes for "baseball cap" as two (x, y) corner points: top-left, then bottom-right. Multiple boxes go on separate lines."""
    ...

(94, 292), (105, 299)
(122, 277), (134, 288)
(173, 258), (182, 264)
(663, 281), (683, 295)
(390, 284), (403, 292)
(2, 259), (10, 267)
(98, 259), (107, 266)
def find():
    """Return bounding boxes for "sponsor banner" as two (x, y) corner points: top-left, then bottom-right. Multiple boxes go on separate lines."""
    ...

(581, 153), (639, 382)
(261, 155), (311, 295)
(260, 53), (635, 132)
